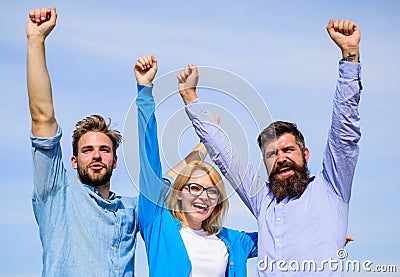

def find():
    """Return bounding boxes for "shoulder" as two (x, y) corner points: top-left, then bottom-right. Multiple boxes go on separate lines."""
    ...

(118, 195), (139, 207)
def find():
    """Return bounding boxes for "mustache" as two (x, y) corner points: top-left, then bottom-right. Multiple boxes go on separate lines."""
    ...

(88, 161), (107, 168)
(270, 160), (303, 177)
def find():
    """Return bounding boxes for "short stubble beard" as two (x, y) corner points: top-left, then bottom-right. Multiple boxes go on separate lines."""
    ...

(78, 161), (113, 188)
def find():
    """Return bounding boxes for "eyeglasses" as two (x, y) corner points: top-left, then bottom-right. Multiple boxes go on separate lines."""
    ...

(183, 182), (221, 200)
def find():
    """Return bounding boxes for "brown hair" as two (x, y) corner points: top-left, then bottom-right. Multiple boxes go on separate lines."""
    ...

(166, 161), (229, 235)
(257, 120), (306, 150)
(72, 114), (122, 156)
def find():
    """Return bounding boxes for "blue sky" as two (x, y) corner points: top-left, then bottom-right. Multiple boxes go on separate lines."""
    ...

(1, 0), (399, 276)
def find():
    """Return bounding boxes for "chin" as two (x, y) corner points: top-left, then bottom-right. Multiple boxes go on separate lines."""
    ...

(192, 212), (210, 223)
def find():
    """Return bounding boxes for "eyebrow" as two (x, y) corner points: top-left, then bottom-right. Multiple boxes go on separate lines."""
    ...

(99, 145), (112, 150)
(265, 146), (297, 155)
(80, 145), (112, 151)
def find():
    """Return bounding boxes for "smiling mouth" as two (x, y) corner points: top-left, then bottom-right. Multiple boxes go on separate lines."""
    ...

(277, 168), (294, 176)
(193, 203), (208, 211)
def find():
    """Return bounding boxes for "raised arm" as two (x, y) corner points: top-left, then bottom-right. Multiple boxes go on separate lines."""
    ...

(27, 7), (58, 138)
(178, 65), (267, 217)
(134, 55), (165, 227)
(166, 142), (207, 181)
(166, 115), (220, 180)
(324, 19), (362, 202)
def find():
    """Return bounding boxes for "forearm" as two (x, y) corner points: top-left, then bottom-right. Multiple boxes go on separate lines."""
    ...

(323, 61), (362, 201)
(137, 85), (166, 225)
(166, 142), (207, 180)
(137, 85), (162, 184)
(27, 37), (57, 137)
(185, 99), (264, 216)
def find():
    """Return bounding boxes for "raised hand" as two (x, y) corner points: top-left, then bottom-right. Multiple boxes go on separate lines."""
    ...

(326, 19), (360, 62)
(26, 7), (57, 40)
(134, 55), (158, 86)
(177, 64), (199, 105)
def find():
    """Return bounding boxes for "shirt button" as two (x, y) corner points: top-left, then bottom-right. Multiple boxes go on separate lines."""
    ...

(230, 262), (234, 266)
(115, 222), (120, 227)
(276, 217), (281, 221)
(114, 269), (118, 274)
(111, 246), (115, 251)
(276, 239), (280, 243)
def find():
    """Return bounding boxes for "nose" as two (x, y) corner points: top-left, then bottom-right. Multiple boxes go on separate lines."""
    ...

(93, 149), (101, 160)
(276, 151), (288, 164)
(197, 190), (209, 201)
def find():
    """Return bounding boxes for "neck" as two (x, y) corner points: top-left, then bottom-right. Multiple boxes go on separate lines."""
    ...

(181, 218), (202, 230)
(96, 182), (111, 199)
(77, 174), (111, 199)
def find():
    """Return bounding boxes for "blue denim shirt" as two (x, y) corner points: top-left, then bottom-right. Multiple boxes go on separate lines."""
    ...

(31, 128), (138, 277)
(185, 61), (362, 276)
(136, 85), (258, 277)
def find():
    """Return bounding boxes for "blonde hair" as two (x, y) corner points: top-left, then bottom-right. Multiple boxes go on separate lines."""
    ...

(166, 161), (228, 235)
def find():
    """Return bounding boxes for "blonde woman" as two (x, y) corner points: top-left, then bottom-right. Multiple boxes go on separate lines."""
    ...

(134, 55), (257, 277)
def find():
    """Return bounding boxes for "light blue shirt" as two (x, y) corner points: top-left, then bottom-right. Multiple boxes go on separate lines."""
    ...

(136, 84), (258, 277)
(185, 61), (362, 276)
(31, 128), (138, 277)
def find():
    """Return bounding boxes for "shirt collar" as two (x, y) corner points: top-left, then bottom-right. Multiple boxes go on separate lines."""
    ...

(84, 185), (116, 200)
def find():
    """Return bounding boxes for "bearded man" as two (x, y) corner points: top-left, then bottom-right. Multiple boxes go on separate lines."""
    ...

(178, 19), (362, 276)
(27, 8), (138, 276)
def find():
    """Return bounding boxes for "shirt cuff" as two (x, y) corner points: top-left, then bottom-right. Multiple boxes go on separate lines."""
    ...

(185, 98), (208, 121)
(137, 84), (154, 96)
(339, 60), (361, 80)
(30, 125), (62, 149)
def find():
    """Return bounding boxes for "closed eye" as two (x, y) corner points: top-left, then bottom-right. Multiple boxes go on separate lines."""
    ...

(81, 147), (93, 153)
(100, 146), (111, 153)
(265, 151), (276, 159)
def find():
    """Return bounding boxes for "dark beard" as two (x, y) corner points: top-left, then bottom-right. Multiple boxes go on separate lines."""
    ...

(78, 162), (113, 188)
(269, 160), (310, 202)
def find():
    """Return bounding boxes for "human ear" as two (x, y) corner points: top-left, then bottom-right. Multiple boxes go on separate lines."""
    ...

(303, 148), (310, 163)
(71, 156), (78, 169)
(113, 155), (118, 169)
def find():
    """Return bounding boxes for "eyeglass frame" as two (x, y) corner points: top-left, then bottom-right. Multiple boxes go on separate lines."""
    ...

(182, 182), (221, 200)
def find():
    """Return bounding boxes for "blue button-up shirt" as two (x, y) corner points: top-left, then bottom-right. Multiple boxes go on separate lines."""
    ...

(185, 61), (362, 276)
(31, 128), (138, 277)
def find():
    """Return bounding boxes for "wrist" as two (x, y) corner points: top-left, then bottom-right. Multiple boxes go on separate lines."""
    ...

(138, 81), (152, 87)
(27, 35), (46, 46)
(341, 48), (360, 62)
(182, 89), (198, 105)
